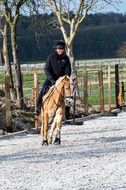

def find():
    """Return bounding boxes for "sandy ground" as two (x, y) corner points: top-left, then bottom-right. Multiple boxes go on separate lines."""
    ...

(0, 112), (126, 190)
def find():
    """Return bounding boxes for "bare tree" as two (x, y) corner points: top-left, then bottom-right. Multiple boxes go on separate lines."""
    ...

(39, 0), (121, 97)
(0, 0), (27, 109)
(40, 0), (121, 75)
(0, 16), (16, 100)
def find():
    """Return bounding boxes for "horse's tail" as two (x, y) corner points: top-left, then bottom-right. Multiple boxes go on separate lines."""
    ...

(40, 125), (44, 136)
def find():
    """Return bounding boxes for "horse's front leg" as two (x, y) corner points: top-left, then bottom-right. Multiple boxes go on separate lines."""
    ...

(48, 116), (57, 144)
(42, 112), (49, 146)
(54, 114), (63, 145)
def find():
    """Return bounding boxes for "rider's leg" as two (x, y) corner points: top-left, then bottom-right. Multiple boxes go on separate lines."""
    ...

(34, 79), (51, 116)
(35, 93), (43, 115)
(65, 106), (71, 119)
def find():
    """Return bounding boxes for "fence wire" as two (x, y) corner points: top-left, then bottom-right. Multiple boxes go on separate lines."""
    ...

(77, 62), (126, 111)
(0, 59), (126, 112)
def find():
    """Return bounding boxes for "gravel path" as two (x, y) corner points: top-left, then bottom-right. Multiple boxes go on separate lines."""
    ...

(0, 112), (126, 190)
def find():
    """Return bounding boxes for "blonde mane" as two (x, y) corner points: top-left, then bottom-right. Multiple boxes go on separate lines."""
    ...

(55, 75), (70, 87)
(43, 75), (70, 101)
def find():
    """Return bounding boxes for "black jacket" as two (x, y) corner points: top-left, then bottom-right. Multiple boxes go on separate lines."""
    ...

(45, 52), (71, 83)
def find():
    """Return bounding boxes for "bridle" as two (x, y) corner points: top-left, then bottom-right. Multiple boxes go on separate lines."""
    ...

(42, 79), (76, 123)
(42, 79), (76, 107)
(53, 81), (76, 107)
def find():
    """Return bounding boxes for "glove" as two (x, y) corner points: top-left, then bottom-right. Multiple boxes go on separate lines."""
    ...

(50, 79), (56, 85)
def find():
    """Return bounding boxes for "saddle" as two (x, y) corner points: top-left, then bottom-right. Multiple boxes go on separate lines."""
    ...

(42, 84), (54, 107)
(43, 85), (52, 96)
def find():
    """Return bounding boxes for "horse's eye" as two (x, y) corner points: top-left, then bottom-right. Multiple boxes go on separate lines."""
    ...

(65, 87), (69, 90)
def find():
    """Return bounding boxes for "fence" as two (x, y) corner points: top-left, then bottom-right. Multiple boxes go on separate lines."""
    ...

(1, 58), (126, 114)
(76, 60), (126, 113)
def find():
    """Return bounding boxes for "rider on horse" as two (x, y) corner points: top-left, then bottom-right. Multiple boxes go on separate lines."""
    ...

(34, 40), (71, 116)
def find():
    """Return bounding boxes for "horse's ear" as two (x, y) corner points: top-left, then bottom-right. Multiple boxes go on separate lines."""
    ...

(65, 75), (69, 80)
(72, 76), (76, 82)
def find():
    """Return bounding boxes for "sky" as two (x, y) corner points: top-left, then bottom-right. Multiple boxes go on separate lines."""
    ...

(100, 0), (126, 14)
(88, 0), (126, 14)
(22, 0), (126, 16)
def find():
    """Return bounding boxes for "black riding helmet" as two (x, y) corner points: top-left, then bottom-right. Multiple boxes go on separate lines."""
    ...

(54, 40), (65, 49)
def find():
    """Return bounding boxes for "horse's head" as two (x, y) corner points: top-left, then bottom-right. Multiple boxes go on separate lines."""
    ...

(54, 75), (76, 105)
(63, 75), (77, 105)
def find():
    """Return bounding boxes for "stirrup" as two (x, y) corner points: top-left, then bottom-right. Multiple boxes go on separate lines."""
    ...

(34, 107), (41, 116)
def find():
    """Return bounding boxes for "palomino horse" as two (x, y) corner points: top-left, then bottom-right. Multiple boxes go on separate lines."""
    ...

(41, 75), (76, 145)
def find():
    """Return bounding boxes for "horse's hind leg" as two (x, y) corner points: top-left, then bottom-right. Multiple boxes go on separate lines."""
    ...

(40, 110), (44, 136)
(40, 123), (44, 136)
(48, 117), (57, 144)
(42, 112), (49, 146)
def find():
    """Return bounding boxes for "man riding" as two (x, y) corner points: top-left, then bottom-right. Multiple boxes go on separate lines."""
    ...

(34, 40), (71, 116)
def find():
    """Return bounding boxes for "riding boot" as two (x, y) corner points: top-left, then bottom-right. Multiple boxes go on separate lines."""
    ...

(34, 95), (42, 116)
(65, 106), (72, 119)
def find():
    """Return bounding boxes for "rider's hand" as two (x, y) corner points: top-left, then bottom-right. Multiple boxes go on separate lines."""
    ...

(50, 79), (55, 85)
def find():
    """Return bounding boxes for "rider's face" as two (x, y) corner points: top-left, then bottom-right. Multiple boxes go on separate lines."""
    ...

(55, 48), (64, 55)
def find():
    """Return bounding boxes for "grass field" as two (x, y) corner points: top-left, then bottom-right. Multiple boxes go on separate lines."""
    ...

(0, 60), (126, 110)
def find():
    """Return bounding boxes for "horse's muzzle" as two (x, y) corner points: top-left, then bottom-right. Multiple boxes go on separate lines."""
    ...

(66, 98), (74, 106)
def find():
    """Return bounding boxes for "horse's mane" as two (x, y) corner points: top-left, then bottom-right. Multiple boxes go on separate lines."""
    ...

(55, 75), (70, 87)
(43, 75), (70, 101)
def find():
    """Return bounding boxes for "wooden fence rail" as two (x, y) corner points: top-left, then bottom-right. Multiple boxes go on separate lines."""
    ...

(83, 70), (88, 116)
(115, 64), (120, 108)
(1, 61), (126, 117)
(98, 70), (104, 113)
(34, 70), (38, 130)
(82, 64), (123, 114)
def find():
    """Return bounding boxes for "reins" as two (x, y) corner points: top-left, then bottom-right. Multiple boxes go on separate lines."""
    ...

(42, 87), (54, 105)
(53, 81), (75, 103)
(45, 83), (65, 124)
(42, 78), (76, 113)
(50, 81), (71, 123)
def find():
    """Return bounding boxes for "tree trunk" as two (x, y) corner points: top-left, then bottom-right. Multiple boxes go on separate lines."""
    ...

(66, 44), (76, 75)
(2, 22), (16, 101)
(11, 24), (23, 109)
(66, 44), (80, 98)
(0, 50), (3, 66)
(5, 76), (12, 131)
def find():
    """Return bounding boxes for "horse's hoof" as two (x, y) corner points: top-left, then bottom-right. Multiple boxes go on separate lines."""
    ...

(54, 137), (61, 145)
(42, 140), (48, 146)
(48, 137), (52, 144)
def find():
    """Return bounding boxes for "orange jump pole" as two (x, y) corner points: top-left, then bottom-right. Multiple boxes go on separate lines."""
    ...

(34, 70), (38, 130)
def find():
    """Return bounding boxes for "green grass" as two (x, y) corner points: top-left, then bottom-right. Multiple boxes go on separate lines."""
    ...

(0, 74), (5, 83)
(79, 82), (121, 105)
(1, 62), (126, 109)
